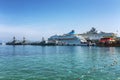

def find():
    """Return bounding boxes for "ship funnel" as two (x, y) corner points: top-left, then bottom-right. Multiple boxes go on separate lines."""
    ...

(68, 30), (75, 35)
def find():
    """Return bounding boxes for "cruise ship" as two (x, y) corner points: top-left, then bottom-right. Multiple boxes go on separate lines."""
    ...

(48, 30), (87, 46)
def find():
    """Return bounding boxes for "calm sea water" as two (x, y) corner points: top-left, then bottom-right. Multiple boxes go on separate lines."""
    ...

(0, 45), (120, 80)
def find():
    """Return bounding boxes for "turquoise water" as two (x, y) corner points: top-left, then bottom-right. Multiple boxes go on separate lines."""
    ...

(0, 46), (120, 80)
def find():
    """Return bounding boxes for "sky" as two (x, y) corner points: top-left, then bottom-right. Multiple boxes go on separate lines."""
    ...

(0, 0), (120, 42)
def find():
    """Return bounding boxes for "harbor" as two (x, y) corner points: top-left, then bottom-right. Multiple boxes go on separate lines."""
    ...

(1, 29), (120, 80)
(5, 28), (120, 47)
(1, 0), (120, 80)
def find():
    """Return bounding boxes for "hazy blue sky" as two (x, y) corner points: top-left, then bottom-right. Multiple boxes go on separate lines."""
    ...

(0, 0), (120, 41)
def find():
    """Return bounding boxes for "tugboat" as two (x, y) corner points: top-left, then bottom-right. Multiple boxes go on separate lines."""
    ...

(6, 37), (22, 45)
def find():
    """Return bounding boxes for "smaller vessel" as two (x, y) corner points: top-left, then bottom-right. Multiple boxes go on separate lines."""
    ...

(6, 36), (22, 45)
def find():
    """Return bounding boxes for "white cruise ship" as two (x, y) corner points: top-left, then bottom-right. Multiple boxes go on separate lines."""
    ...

(48, 30), (87, 46)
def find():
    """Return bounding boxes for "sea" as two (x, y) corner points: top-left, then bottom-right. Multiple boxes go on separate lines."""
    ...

(0, 45), (120, 80)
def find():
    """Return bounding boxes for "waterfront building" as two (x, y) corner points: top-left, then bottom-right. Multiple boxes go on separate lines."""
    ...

(48, 30), (87, 45)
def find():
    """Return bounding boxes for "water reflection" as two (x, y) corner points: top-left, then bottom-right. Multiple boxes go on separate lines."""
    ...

(109, 47), (115, 54)
(12, 46), (16, 56)
(41, 46), (46, 54)
(12, 46), (27, 56)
